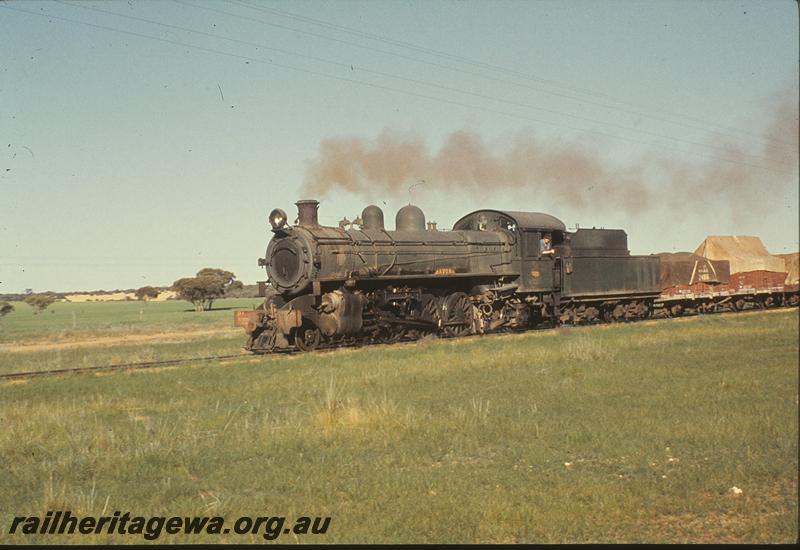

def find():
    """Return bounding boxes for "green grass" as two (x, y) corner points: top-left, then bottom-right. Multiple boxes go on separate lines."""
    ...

(0, 298), (262, 344)
(0, 334), (249, 376)
(1, 309), (797, 543)
(0, 298), (261, 375)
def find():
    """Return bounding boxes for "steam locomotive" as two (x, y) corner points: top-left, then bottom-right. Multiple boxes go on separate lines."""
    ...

(236, 200), (666, 352)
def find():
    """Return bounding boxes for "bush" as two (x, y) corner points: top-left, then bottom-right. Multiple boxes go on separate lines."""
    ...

(135, 286), (160, 301)
(24, 294), (57, 314)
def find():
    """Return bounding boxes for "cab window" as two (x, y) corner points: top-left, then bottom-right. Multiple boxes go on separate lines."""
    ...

(524, 231), (541, 257)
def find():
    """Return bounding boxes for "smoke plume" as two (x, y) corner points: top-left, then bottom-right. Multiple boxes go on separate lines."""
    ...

(302, 89), (798, 218)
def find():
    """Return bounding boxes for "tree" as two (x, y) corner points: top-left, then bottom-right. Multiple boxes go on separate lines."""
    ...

(0, 302), (14, 317)
(24, 294), (56, 314)
(172, 268), (239, 311)
(229, 280), (244, 291)
(135, 286), (160, 301)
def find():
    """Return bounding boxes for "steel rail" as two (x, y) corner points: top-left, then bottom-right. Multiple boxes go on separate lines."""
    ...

(0, 353), (249, 381)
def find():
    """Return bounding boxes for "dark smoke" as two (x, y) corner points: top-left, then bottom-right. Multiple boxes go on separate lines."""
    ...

(657, 88), (799, 219)
(302, 89), (798, 217)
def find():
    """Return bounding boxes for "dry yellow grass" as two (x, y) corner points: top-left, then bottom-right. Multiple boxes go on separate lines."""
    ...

(1, 327), (241, 353)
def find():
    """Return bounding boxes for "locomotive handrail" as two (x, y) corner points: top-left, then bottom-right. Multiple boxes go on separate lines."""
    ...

(353, 228), (376, 246)
(339, 250), (508, 267)
(490, 259), (513, 272)
(379, 228), (396, 245)
(314, 272), (504, 282)
(343, 229), (370, 266)
(380, 254), (398, 276)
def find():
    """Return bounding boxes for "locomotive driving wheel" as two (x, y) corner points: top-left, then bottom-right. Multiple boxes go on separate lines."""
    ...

(376, 326), (405, 344)
(419, 294), (441, 336)
(293, 324), (321, 352)
(443, 292), (473, 337)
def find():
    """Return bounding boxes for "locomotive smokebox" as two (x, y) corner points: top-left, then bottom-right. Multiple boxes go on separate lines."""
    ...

(395, 204), (426, 231)
(361, 205), (385, 230)
(296, 200), (320, 227)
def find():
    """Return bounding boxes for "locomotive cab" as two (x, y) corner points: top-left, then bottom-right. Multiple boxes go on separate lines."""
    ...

(453, 210), (566, 293)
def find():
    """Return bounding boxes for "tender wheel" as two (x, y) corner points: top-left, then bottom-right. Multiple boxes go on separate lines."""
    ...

(294, 325), (321, 352)
(602, 304), (624, 322)
(442, 292), (473, 337)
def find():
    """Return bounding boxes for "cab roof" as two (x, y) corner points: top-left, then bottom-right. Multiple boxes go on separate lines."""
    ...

(453, 210), (566, 232)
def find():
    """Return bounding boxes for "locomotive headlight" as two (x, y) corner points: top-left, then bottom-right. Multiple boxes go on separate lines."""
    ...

(269, 208), (288, 230)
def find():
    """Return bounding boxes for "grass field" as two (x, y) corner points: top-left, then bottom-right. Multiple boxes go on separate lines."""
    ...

(0, 298), (263, 345)
(0, 303), (797, 543)
(0, 299), (261, 376)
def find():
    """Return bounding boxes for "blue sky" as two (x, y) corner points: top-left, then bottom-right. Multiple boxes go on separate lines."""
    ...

(1, 0), (797, 292)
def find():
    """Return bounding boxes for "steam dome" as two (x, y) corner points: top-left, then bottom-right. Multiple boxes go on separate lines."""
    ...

(361, 205), (385, 230)
(395, 204), (426, 231)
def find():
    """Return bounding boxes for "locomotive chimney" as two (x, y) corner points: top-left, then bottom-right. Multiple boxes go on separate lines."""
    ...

(296, 199), (320, 227)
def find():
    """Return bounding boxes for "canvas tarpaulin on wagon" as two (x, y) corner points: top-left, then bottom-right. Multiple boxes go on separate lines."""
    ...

(657, 252), (730, 288)
(693, 236), (786, 275)
(776, 252), (799, 285)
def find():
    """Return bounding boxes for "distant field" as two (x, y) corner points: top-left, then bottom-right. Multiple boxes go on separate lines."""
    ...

(0, 298), (262, 345)
(1, 308), (797, 543)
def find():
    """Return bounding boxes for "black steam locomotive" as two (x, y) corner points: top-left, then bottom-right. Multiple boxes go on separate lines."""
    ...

(236, 200), (661, 352)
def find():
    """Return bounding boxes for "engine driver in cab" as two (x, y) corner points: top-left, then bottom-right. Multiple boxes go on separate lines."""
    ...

(540, 233), (555, 256)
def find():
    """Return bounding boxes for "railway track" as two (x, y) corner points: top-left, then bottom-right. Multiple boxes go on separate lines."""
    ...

(2, 306), (795, 382)
(0, 353), (249, 381)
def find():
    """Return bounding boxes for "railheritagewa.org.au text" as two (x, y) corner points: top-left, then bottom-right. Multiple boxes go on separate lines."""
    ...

(8, 511), (331, 541)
